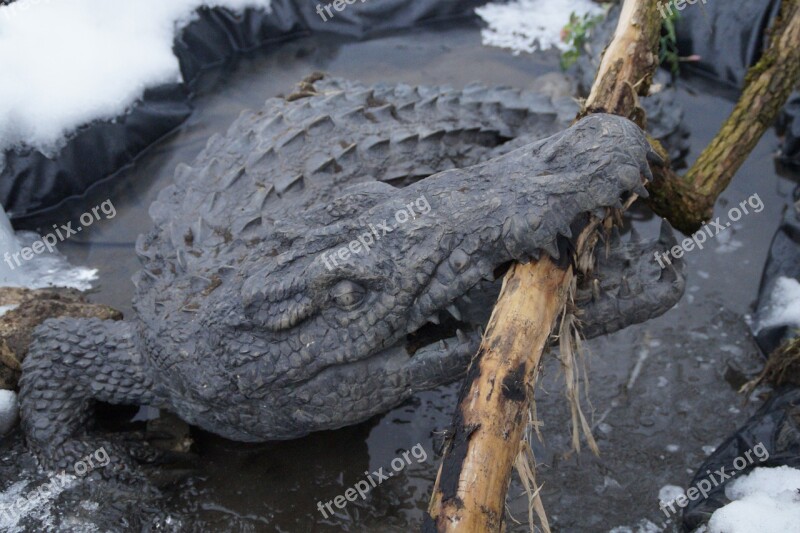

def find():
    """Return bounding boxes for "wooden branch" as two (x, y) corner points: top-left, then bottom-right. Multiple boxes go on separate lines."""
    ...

(424, 1), (662, 531)
(578, 0), (661, 129)
(648, 0), (800, 233)
(424, 258), (571, 532)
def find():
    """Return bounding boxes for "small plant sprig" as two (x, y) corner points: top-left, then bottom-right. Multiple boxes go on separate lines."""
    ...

(659, 6), (681, 75)
(560, 11), (604, 70)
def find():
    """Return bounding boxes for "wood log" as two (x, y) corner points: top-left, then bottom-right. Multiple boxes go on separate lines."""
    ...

(424, 1), (662, 531)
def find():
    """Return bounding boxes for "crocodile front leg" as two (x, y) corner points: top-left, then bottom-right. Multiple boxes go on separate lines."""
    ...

(19, 318), (165, 476)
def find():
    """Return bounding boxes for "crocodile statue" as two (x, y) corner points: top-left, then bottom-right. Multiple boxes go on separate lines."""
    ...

(18, 76), (685, 474)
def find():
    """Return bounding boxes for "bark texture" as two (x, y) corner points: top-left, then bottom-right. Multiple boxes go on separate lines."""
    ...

(424, 1), (663, 531)
(649, 0), (800, 233)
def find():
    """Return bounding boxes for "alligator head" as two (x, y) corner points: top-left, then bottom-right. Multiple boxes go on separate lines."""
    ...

(225, 114), (685, 437)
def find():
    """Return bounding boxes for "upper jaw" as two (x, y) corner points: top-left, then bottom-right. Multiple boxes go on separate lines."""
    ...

(403, 215), (686, 356)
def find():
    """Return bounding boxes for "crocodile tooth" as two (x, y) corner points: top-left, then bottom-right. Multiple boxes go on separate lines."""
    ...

(646, 146), (664, 166)
(542, 240), (560, 260)
(659, 219), (674, 243)
(660, 264), (679, 283)
(427, 314), (440, 325)
(447, 305), (462, 321)
(438, 340), (447, 350)
(634, 183), (650, 199)
(591, 278), (601, 302)
(629, 226), (641, 243)
(456, 329), (468, 344)
(481, 271), (495, 282)
(460, 294), (473, 304)
(618, 277), (634, 299)
(526, 212), (542, 231)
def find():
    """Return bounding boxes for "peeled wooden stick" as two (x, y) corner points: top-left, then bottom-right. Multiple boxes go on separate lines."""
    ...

(579, 0), (661, 128)
(424, 258), (571, 532)
(425, 1), (661, 531)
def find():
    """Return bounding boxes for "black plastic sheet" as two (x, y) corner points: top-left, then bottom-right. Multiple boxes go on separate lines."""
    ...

(779, 91), (800, 168)
(753, 188), (800, 356)
(675, 0), (782, 89)
(682, 387), (800, 531)
(676, 0), (800, 166)
(0, 0), (486, 218)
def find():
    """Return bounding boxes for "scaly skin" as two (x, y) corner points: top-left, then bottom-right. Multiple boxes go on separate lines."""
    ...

(19, 77), (685, 474)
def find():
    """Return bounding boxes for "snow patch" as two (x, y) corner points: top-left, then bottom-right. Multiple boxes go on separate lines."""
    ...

(708, 466), (800, 533)
(0, 0), (271, 159)
(0, 389), (18, 436)
(0, 207), (97, 290)
(0, 475), (79, 532)
(714, 230), (743, 254)
(658, 484), (684, 505)
(475, 0), (604, 55)
(755, 276), (800, 334)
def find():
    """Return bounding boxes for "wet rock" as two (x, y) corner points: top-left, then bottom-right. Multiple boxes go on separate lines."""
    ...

(0, 287), (122, 390)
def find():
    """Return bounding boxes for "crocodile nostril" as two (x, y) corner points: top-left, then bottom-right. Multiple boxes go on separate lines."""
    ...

(448, 249), (470, 273)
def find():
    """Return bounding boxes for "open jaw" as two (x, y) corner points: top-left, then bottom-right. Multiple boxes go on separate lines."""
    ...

(250, 115), (684, 401)
(345, 217), (687, 393)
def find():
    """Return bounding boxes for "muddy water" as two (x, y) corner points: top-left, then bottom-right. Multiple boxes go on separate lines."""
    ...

(5, 18), (797, 533)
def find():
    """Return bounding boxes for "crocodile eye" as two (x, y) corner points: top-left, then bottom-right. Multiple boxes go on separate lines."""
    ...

(449, 249), (470, 272)
(331, 280), (366, 310)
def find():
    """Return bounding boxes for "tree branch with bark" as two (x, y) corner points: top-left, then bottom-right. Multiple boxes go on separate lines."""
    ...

(424, 1), (662, 531)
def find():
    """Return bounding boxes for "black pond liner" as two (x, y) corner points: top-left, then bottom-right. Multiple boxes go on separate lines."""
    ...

(753, 185), (800, 356)
(779, 91), (800, 169)
(0, 0), (488, 218)
(675, 0), (782, 90)
(675, 0), (800, 167)
(682, 387), (800, 531)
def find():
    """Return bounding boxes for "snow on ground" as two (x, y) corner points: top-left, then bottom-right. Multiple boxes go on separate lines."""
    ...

(708, 466), (800, 533)
(0, 389), (18, 436)
(0, 207), (97, 290)
(755, 276), (800, 334)
(658, 484), (684, 505)
(475, 0), (605, 55)
(0, 0), (271, 161)
(0, 475), (79, 532)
